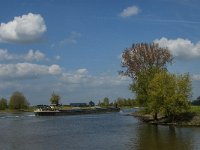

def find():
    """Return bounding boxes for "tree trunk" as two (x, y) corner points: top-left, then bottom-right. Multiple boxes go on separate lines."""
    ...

(153, 112), (158, 120)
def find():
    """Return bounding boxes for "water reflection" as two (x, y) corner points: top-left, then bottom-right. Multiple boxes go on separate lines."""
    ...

(0, 112), (200, 150)
(132, 124), (196, 150)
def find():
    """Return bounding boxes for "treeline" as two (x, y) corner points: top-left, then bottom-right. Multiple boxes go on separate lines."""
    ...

(98, 97), (138, 107)
(0, 91), (29, 110)
(191, 96), (200, 106)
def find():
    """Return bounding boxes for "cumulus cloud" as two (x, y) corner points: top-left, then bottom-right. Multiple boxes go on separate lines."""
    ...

(0, 63), (61, 79)
(0, 66), (132, 104)
(0, 13), (46, 43)
(0, 49), (13, 60)
(48, 64), (62, 75)
(61, 68), (89, 84)
(0, 49), (45, 61)
(25, 50), (45, 61)
(61, 68), (130, 87)
(119, 5), (140, 18)
(154, 37), (200, 59)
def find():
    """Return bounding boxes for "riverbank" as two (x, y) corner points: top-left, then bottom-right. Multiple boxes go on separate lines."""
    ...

(0, 108), (34, 113)
(132, 107), (200, 127)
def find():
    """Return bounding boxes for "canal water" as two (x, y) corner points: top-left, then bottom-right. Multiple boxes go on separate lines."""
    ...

(0, 109), (200, 150)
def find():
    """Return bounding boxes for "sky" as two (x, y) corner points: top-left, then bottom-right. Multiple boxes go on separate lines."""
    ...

(0, 0), (200, 105)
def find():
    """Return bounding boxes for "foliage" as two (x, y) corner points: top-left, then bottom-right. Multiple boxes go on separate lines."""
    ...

(89, 101), (95, 106)
(191, 106), (200, 114)
(120, 42), (192, 121)
(103, 97), (109, 106)
(0, 98), (7, 110)
(120, 43), (173, 106)
(120, 43), (173, 80)
(114, 97), (137, 107)
(9, 91), (29, 109)
(99, 97), (110, 107)
(50, 92), (60, 106)
(98, 97), (137, 108)
(148, 71), (191, 120)
(130, 67), (161, 106)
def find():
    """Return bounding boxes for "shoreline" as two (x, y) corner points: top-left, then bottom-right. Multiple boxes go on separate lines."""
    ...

(132, 111), (200, 127)
(0, 109), (33, 113)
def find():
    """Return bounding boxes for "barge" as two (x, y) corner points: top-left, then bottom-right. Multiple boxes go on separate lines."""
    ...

(34, 107), (120, 116)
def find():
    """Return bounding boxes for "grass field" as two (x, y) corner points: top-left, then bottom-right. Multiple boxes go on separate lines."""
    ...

(191, 106), (200, 114)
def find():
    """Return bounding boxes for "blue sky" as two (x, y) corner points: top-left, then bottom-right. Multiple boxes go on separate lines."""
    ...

(0, 0), (200, 105)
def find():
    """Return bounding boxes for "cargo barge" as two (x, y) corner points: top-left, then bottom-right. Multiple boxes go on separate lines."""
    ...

(34, 107), (120, 116)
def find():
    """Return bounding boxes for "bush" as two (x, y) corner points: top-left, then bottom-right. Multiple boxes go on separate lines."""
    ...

(9, 91), (29, 109)
(0, 98), (7, 110)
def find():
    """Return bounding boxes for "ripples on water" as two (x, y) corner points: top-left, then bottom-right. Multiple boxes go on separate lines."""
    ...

(0, 109), (200, 150)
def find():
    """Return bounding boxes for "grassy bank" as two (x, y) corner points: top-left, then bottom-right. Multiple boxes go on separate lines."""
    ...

(191, 106), (200, 114)
(132, 106), (200, 127)
(0, 107), (34, 113)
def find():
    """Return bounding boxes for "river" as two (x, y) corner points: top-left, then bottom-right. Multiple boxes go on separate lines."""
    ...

(0, 109), (200, 150)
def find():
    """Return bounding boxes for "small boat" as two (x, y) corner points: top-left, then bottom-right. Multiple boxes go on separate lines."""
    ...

(34, 106), (120, 116)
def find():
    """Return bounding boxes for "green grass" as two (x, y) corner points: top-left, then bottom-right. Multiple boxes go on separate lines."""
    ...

(191, 106), (200, 114)
(0, 107), (34, 113)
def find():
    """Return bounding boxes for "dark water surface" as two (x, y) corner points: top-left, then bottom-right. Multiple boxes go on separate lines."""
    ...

(0, 109), (200, 150)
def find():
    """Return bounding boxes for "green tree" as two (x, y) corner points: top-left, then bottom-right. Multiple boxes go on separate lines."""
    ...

(121, 43), (173, 106)
(50, 92), (60, 106)
(148, 71), (175, 119)
(191, 96), (200, 105)
(148, 71), (191, 120)
(9, 91), (29, 109)
(116, 97), (125, 107)
(103, 97), (109, 107)
(0, 98), (7, 110)
(166, 73), (191, 120)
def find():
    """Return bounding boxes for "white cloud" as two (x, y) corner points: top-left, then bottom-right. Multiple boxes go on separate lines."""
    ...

(48, 64), (62, 75)
(192, 74), (200, 81)
(0, 49), (45, 61)
(154, 37), (200, 59)
(0, 63), (61, 79)
(76, 68), (88, 74)
(61, 69), (89, 84)
(0, 49), (13, 60)
(0, 66), (132, 104)
(61, 68), (130, 87)
(59, 31), (81, 46)
(25, 50), (45, 61)
(119, 5), (140, 18)
(54, 55), (61, 60)
(51, 31), (81, 48)
(0, 13), (46, 43)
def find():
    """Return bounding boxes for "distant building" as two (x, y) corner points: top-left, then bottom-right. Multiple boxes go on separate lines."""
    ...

(70, 103), (88, 107)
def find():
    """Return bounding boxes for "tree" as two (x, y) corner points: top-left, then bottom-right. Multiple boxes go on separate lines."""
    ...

(9, 91), (29, 109)
(148, 71), (191, 120)
(89, 101), (95, 106)
(102, 97), (109, 107)
(191, 96), (200, 105)
(50, 92), (60, 106)
(0, 98), (7, 110)
(104, 97), (110, 106)
(121, 43), (173, 106)
(121, 43), (173, 80)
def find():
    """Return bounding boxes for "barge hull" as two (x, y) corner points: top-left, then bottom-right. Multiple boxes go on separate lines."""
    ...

(34, 108), (120, 116)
